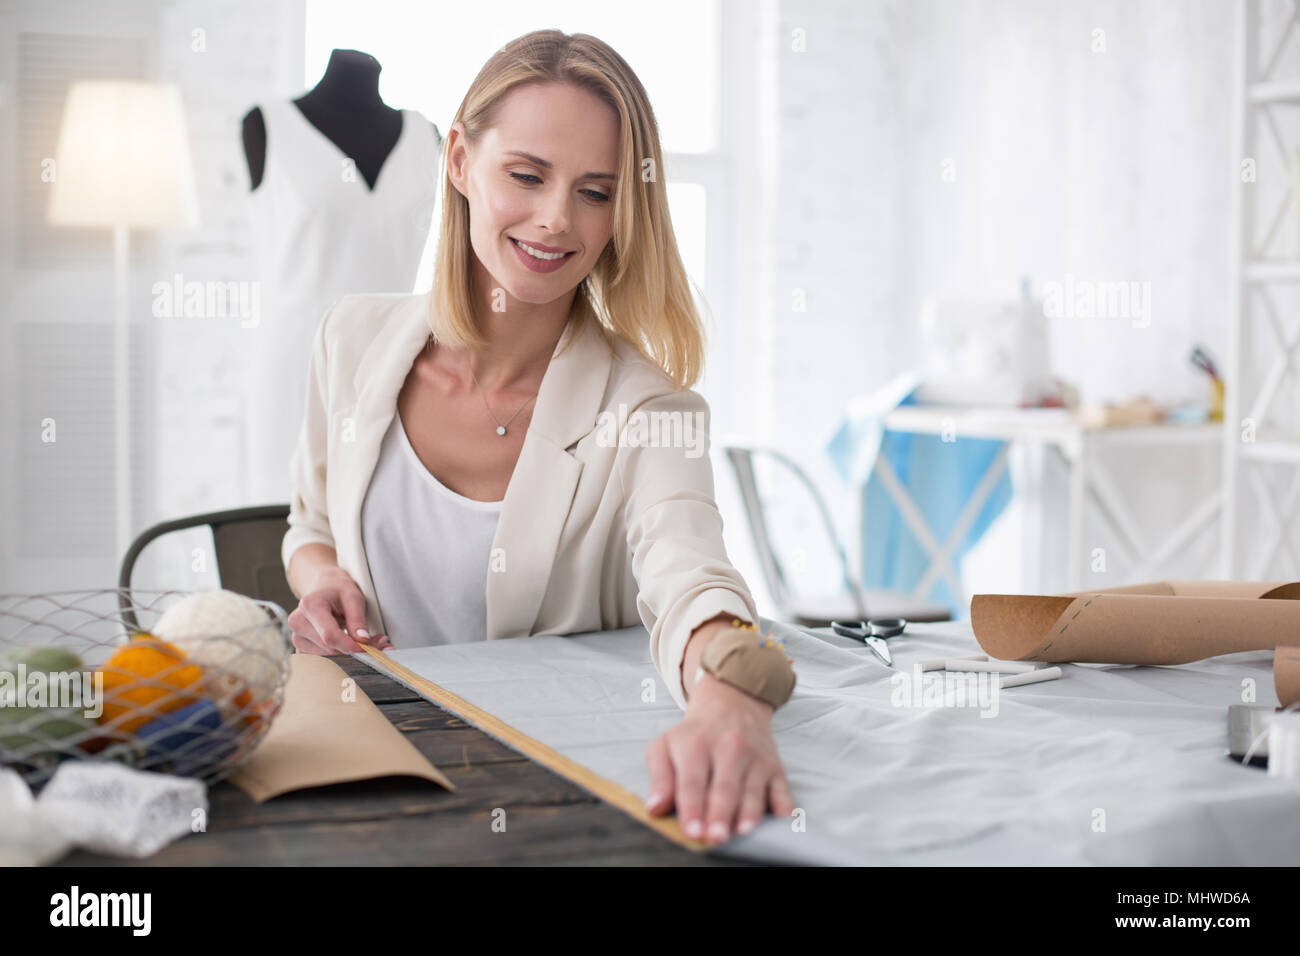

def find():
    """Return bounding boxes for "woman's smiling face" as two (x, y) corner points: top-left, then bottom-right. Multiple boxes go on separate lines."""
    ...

(449, 81), (620, 306)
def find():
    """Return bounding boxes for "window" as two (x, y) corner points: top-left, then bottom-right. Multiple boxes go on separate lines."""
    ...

(303, 0), (724, 319)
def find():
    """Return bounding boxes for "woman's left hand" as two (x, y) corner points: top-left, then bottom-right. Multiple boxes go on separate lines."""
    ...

(644, 670), (794, 844)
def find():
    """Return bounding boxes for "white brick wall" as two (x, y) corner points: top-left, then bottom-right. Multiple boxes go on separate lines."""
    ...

(120, 0), (305, 592)
(715, 0), (1237, 616)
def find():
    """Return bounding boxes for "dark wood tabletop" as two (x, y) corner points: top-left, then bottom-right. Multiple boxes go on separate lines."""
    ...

(54, 653), (757, 866)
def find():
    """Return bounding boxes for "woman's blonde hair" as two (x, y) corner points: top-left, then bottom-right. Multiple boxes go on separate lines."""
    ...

(429, 29), (707, 390)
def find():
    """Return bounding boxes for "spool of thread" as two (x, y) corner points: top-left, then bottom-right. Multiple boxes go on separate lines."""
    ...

(1267, 709), (1300, 780)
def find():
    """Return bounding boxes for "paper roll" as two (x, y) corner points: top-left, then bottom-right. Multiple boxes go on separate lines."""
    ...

(1276, 646), (1300, 708)
(969, 580), (1300, 665)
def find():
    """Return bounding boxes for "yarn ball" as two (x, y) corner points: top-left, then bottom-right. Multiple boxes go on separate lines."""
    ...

(0, 647), (98, 759)
(153, 590), (286, 710)
(136, 698), (240, 775)
(222, 684), (276, 731)
(0, 646), (86, 674)
(0, 706), (98, 760)
(97, 636), (205, 735)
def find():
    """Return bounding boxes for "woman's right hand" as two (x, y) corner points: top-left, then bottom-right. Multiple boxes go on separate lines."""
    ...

(288, 566), (392, 655)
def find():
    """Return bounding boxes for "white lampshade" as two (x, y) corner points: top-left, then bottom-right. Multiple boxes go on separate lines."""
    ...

(47, 80), (199, 229)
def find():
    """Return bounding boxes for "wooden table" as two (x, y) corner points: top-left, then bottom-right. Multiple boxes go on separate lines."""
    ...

(54, 654), (757, 866)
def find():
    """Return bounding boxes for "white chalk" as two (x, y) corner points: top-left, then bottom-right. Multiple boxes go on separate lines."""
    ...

(945, 659), (1038, 675)
(1000, 666), (1063, 689)
(920, 654), (987, 672)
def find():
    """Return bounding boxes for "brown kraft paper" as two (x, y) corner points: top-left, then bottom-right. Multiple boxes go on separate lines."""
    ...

(230, 653), (455, 802)
(970, 580), (1300, 665)
(1276, 646), (1300, 708)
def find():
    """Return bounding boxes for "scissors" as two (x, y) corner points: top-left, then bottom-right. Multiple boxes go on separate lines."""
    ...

(830, 618), (907, 666)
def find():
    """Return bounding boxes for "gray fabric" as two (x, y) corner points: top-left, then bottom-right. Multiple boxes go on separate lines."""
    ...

(357, 617), (1300, 865)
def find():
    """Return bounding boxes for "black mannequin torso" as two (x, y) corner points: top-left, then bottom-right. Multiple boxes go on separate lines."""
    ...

(241, 48), (434, 191)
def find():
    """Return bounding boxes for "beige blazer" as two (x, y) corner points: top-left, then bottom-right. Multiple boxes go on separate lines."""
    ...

(281, 292), (759, 710)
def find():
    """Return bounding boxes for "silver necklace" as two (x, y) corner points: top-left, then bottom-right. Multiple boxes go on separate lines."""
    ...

(469, 363), (535, 436)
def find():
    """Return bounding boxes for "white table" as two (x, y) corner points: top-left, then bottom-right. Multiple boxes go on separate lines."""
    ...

(876, 406), (1222, 597)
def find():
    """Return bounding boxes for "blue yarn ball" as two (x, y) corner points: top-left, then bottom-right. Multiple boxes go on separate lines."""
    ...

(136, 698), (238, 775)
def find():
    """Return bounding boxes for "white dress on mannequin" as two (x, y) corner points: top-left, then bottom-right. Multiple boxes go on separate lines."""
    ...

(242, 98), (440, 504)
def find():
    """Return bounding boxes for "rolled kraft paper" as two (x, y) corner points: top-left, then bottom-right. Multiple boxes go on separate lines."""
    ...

(1277, 646), (1300, 708)
(970, 580), (1300, 665)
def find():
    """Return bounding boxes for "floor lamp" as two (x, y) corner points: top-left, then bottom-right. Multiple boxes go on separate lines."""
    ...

(46, 80), (199, 566)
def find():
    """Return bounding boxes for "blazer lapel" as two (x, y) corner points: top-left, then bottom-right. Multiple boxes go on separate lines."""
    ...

(486, 312), (614, 640)
(335, 295), (615, 643)
(335, 296), (432, 637)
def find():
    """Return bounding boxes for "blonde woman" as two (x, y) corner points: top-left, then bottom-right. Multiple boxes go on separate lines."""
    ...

(282, 30), (795, 847)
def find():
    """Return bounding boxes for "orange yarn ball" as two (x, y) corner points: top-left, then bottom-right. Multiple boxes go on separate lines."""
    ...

(218, 684), (272, 731)
(97, 636), (206, 735)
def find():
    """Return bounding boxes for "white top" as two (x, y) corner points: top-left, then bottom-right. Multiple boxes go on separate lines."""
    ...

(360, 413), (501, 647)
(242, 98), (441, 505)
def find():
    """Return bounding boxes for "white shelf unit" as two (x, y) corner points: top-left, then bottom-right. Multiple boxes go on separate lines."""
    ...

(1224, 0), (1300, 578)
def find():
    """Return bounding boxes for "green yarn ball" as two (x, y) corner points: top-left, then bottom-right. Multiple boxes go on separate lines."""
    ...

(0, 646), (85, 674)
(0, 646), (96, 758)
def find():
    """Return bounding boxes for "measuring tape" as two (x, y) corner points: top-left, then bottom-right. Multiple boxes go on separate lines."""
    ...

(356, 644), (708, 851)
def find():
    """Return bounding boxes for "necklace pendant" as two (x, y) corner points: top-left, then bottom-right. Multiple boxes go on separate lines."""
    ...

(496, 425), (507, 436)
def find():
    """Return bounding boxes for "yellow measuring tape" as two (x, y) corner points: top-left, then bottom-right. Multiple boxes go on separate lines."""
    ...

(356, 644), (708, 852)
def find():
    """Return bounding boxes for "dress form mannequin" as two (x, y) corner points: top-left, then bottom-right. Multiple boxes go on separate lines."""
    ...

(237, 48), (441, 504)
(241, 48), (438, 191)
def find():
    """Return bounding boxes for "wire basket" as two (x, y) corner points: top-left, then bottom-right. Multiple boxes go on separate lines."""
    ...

(0, 588), (292, 791)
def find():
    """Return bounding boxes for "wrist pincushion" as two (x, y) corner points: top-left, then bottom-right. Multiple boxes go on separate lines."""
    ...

(698, 619), (796, 709)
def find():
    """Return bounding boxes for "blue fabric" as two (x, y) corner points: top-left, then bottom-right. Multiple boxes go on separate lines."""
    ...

(826, 380), (1012, 620)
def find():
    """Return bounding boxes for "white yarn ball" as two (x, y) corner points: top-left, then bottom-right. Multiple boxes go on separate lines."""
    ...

(153, 590), (287, 702)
